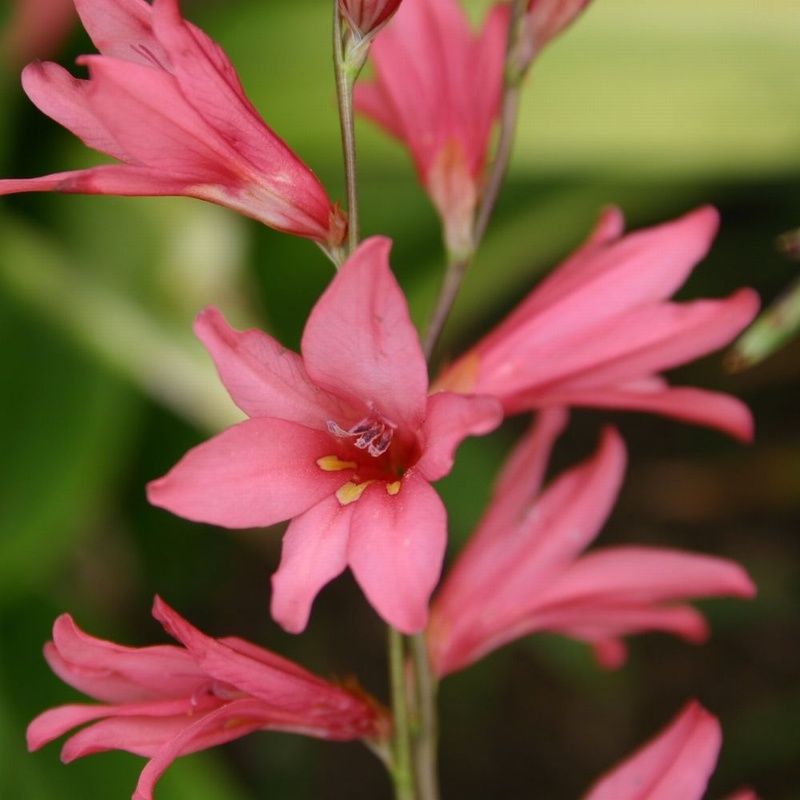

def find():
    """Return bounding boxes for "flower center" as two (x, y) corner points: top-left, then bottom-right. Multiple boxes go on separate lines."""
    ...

(326, 414), (396, 457)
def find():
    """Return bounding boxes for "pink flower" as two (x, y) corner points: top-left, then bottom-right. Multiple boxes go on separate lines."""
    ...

(0, 0), (346, 252)
(583, 701), (759, 800)
(147, 237), (502, 635)
(339, 0), (404, 39)
(427, 408), (756, 677)
(28, 597), (387, 800)
(355, 0), (508, 255)
(434, 207), (760, 441)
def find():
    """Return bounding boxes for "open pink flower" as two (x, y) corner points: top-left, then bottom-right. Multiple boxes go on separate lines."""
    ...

(355, 0), (508, 255)
(0, 0), (346, 252)
(147, 237), (502, 635)
(435, 207), (760, 441)
(427, 408), (756, 677)
(583, 701), (759, 800)
(28, 597), (387, 800)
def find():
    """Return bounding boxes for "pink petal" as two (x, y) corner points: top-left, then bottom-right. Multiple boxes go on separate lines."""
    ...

(301, 237), (428, 430)
(537, 546), (757, 608)
(147, 418), (348, 528)
(194, 307), (344, 427)
(78, 55), (235, 177)
(74, 0), (166, 65)
(20, 61), (125, 160)
(539, 383), (754, 443)
(356, 0), (506, 179)
(349, 472), (446, 633)
(583, 701), (722, 800)
(537, 605), (710, 655)
(484, 207), (721, 355)
(0, 165), (204, 197)
(430, 427), (626, 676)
(45, 615), (205, 703)
(522, 291), (760, 396)
(28, 703), (124, 752)
(415, 391), (502, 481)
(152, 598), (351, 709)
(478, 407), (569, 537)
(270, 497), (354, 634)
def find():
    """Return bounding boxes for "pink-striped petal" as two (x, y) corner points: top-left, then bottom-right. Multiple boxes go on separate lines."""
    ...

(147, 418), (348, 528)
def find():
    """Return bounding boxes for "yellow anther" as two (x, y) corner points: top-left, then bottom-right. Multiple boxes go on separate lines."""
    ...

(386, 481), (401, 496)
(317, 455), (357, 472)
(336, 480), (374, 506)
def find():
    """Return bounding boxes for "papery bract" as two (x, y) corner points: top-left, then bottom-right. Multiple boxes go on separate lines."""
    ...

(583, 701), (759, 800)
(147, 237), (502, 635)
(28, 597), (386, 800)
(355, 0), (508, 256)
(435, 207), (760, 441)
(0, 0), (346, 253)
(427, 409), (756, 677)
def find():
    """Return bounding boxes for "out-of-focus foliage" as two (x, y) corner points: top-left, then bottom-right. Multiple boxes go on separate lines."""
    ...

(0, 0), (798, 798)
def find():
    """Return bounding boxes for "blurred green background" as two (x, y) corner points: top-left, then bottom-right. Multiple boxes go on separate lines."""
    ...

(1, 0), (799, 797)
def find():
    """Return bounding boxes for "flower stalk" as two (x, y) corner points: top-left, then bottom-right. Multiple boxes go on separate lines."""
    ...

(333, 2), (367, 256)
(388, 627), (415, 800)
(422, 0), (528, 361)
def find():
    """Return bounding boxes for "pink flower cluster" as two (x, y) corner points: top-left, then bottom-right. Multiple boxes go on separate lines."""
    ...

(12, 0), (762, 797)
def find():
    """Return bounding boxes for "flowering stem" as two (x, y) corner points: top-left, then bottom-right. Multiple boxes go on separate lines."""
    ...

(423, 252), (471, 361)
(410, 633), (439, 800)
(473, 0), (528, 247)
(423, 0), (527, 360)
(333, 4), (363, 255)
(388, 627), (416, 800)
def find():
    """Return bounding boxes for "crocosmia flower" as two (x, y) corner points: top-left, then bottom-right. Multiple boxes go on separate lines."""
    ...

(147, 237), (502, 635)
(427, 409), (756, 677)
(583, 701), (759, 800)
(28, 597), (387, 800)
(355, 0), (508, 256)
(435, 207), (760, 440)
(0, 0), (346, 253)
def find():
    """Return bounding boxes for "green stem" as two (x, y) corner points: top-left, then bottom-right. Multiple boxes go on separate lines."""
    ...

(389, 627), (416, 800)
(422, 251), (471, 361)
(410, 634), (440, 800)
(422, 0), (528, 360)
(333, 3), (362, 255)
